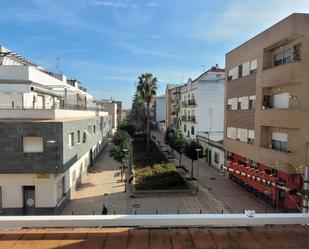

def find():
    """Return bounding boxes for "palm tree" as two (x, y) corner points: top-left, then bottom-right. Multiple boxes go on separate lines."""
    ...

(136, 73), (158, 154)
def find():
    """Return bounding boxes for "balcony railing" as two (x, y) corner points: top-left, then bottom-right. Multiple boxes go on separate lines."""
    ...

(188, 115), (196, 122)
(181, 115), (196, 123)
(181, 101), (188, 106)
(188, 99), (196, 106)
(0, 103), (106, 112)
(171, 99), (179, 105)
(0, 213), (309, 229)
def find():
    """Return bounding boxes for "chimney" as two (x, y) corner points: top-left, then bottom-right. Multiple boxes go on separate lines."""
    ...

(215, 64), (219, 68)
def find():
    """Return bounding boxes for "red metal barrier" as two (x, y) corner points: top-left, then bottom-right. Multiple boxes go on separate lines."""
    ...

(226, 153), (303, 211)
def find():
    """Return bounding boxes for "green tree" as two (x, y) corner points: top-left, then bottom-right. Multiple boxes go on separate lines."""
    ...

(128, 92), (146, 133)
(110, 129), (131, 182)
(118, 118), (136, 136)
(184, 140), (204, 178)
(136, 73), (158, 155)
(164, 127), (176, 156)
(110, 144), (129, 182)
(112, 130), (130, 147)
(170, 131), (188, 167)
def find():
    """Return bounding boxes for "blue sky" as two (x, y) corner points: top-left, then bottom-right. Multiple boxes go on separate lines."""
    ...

(1, 0), (309, 108)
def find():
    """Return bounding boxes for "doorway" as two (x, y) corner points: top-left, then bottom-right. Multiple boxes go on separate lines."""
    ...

(23, 186), (35, 215)
(89, 149), (93, 168)
(0, 186), (2, 210)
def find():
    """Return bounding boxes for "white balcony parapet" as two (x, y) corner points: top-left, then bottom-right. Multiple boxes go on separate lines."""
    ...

(0, 213), (309, 229)
(0, 65), (66, 87)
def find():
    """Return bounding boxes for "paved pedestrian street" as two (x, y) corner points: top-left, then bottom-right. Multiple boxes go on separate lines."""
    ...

(62, 136), (275, 215)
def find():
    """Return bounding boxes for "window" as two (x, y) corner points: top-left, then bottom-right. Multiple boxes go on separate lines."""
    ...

(238, 96), (249, 110)
(216, 74), (221, 78)
(238, 64), (243, 78)
(93, 125), (96, 134)
(229, 98), (238, 110)
(77, 130), (81, 144)
(214, 152), (219, 164)
(272, 132), (288, 152)
(273, 92), (289, 109)
(184, 124), (187, 132)
(227, 99), (232, 110)
(249, 96), (256, 110)
(228, 59), (257, 81)
(293, 43), (302, 61)
(274, 49), (291, 66)
(227, 127), (237, 139)
(191, 126), (195, 135)
(57, 177), (65, 203)
(263, 95), (271, 108)
(242, 61), (250, 76)
(248, 130), (255, 144)
(237, 128), (248, 142)
(250, 59), (257, 73)
(69, 133), (74, 147)
(83, 131), (86, 143)
(23, 136), (43, 153)
(228, 67), (238, 81)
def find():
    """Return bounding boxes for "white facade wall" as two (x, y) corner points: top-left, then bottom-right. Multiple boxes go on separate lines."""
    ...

(0, 174), (57, 208)
(208, 145), (225, 171)
(0, 142), (107, 209)
(196, 79), (225, 134)
(180, 71), (225, 140)
(155, 97), (166, 122)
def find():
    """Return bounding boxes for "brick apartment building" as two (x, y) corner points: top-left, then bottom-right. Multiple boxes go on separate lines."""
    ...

(224, 13), (308, 211)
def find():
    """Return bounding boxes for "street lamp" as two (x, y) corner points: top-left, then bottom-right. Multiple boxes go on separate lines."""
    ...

(196, 148), (201, 192)
(122, 148), (128, 182)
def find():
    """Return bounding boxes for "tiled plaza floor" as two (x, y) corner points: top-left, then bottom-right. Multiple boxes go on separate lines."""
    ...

(62, 133), (275, 215)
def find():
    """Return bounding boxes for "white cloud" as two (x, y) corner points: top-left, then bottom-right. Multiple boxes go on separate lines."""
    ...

(173, 0), (309, 42)
(90, 0), (128, 8)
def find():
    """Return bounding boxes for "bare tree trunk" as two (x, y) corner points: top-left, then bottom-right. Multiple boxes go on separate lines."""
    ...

(191, 160), (194, 178)
(146, 103), (150, 155)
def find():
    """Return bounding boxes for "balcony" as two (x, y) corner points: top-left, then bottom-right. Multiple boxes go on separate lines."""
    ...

(171, 99), (179, 105)
(0, 65), (66, 87)
(0, 108), (108, 120)
(181, 101), (188, 107)
(188, 98), (197, 106)
(260, 61), (303, 87)
(181, 115), (196, 123)
(256, 108), (301, 128)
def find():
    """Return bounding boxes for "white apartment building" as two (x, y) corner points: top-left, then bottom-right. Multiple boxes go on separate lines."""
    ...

(155, 95), (166, 123)
(180, 65), (225, 139)
(0, 45), (93, 110)
(0, 45), (111, 215)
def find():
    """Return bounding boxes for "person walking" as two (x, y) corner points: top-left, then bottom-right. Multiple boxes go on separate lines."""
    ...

(102, 204), (108, 215)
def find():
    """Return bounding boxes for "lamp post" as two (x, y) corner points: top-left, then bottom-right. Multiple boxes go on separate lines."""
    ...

(122, 148), (128, 182)
(196, 148), (201, 192)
